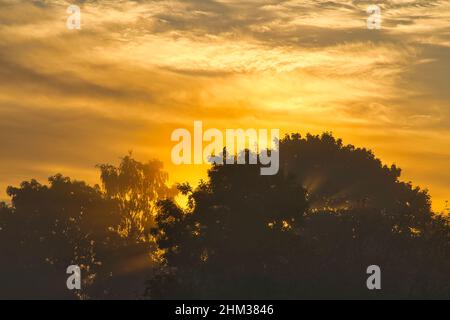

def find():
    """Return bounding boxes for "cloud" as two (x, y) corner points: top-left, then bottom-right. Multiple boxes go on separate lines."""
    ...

(0, 0), (449, 209)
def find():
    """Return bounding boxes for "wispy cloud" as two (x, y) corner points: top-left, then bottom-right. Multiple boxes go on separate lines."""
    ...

(0, 0), (449, 209)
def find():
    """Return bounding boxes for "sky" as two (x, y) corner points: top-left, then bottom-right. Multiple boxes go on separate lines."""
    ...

(0, 0), (449, 211)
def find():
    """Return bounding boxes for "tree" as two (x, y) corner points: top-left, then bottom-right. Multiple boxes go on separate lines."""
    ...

(0, 175), (121, 298)
(147, 146), (309, 299)
(279, 133), (435, 233)
(147, 133), (449, 299)
(97, 153), (177, 242)
(0, 155), (176, 299)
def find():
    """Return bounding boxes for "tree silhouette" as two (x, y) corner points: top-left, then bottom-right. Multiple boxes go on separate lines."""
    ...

(280, 133), (434, 233)
(0, 175), (120, 298)
(147, 133), (449, 299)
(0, 156), (175, 299)
(0, 134), (448, 299)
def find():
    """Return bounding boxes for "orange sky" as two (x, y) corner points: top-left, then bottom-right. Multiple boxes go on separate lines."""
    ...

(0, 0), (449, 212)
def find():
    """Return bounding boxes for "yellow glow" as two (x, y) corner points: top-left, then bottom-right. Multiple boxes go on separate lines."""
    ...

(0, 0), (449, 213)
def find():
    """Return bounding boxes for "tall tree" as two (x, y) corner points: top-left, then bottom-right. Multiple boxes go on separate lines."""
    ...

(98, 154), (177, 242)
(1, 175), (121, 298)
(147, 134), (449, 299)
(0, 155), (176, 299)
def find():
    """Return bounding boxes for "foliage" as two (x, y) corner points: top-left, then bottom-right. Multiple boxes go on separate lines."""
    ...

(147, 133), (449, 299)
